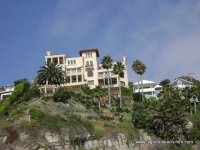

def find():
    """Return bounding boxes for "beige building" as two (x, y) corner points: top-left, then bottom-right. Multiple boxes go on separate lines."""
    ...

(41, 49), (128, 94)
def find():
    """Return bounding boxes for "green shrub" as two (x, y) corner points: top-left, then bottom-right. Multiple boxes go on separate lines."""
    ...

(53, 87), (73, 103)
(132, 102), (153, 131)
(121, 86), (132, 96)
(0, 99), (11, 113)
(23, 85), (40, 101)
(9, 81), (30, 104)
(94, 125), (106, 139)
(29, 109), (94, 133)
(187, 111), (200, 141)
(0, 115), (9, 128)
(133, 93), (143, 102)
(29, 108), (45, 119)
(10, 108), (23, 119)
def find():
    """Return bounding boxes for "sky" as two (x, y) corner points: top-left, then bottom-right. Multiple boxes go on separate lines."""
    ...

(0, 0), (200, 86)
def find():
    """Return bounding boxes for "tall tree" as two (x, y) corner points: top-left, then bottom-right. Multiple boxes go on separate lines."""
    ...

(93, 86), (106, 109)
(101, 56), (113, 107)
(132, 60), (146, 101)
(151, 91), (190, 140)
(160, 79), (170, 89)
(36, 62), (66, 86)
(113, 61), (125, 108)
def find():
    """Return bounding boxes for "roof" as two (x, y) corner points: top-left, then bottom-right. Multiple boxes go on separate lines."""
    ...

(79, 48), (100, 57)
(171, 78), (192, 85)
(134, 80), (156, 85)
(154, 85), (162, 88)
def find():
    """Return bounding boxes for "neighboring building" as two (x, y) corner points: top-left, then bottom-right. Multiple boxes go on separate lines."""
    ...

(40, 48), (129, 94)
(134, 80), (162, 99)
(0, 85), (14, 100)
(171, 78), (193, 89)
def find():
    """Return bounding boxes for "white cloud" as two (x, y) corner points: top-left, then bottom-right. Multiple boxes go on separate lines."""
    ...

(39, 0), (200, 83)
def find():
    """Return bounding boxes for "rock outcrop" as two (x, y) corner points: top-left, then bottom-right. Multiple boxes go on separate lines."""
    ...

(0, 126), (141, 150)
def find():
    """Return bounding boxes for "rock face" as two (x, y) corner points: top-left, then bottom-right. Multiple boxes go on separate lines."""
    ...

(0, 126), (140, 150)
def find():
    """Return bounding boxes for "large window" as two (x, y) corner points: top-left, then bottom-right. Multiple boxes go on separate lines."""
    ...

(87, 71), (93, 77)
(86, 61), (89, 66)
(72, 76), (77, 83)
(90, 61), (93, 66)
(77, 68), (81, 73)
(78, 75), (82, 82)
(86, 52), (92, 57)
(47, 58), (51, 63)
(59, 57), (63, 64)
(53, 58), (58, 64)
(66, 76), (70, 83)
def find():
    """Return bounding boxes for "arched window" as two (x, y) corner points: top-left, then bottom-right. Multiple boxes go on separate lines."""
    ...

(90, 61), (93, 66)
(87, 71), (93, 77)
(86, 61), (89, 66)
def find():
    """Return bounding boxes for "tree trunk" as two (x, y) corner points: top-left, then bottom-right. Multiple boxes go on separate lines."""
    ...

(194, 101), (196, 115)
(98, 98), (101, 109)
(119, 76), (122, 108)
(137, 74), (141, 101)
(107, 70), (111, 107)
(140, 75), (144, 101)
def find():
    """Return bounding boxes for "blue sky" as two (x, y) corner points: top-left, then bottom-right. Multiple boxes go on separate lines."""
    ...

(0, 0), (200, 86)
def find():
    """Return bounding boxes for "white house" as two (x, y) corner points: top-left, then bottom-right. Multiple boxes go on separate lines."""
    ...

(40, 48), (129, 94)
(171, 78), (193, 89)
(134, 80), (162, 99)
(0, 85), (14, 100)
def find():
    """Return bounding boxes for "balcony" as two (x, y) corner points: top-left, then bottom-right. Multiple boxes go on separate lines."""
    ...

(85, 64), (94, 70)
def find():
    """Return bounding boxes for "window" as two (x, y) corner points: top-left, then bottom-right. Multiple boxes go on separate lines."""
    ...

(120, 81), (125, 86)
(59, 57), (63, 64)
(71, 60), (73, 65)
(87, 71), (93, 77)
(74, 60), (76, 65)
(72, 76), (77, 83)
(78, 75), (82, 82)
(120, 73), (124, 78)
(67, 69), (70, 74)
(72, 68), (76, 74)
(98, 79), (104, 86)
(90, 61), (93, 66)
(68, 60), (70, 65)
(88, 80), (94, 85)
(77, 68), (81, 73)
(111, 78), (117, 85)
(47, 58), (51, 63)
(98, 72), (103, 77)
(86, 61), (89, 66)
(177, 80), (182, 85)
(86, 52), (92, 57)
(66, 76), (70, 83)
(53, 58), (58, 64)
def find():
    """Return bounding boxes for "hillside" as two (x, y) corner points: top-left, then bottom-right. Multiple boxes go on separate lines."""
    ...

(0, 97), (144, 149)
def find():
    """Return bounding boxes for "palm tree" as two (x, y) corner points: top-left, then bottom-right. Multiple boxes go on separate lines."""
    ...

(113, 61), (125, 108)
(93, 86), (106, 109)
(81, 84), (93, 100)
(132, 60), (146, 101)
(36, 62), (66, 86)
(101, 55), (113, 107)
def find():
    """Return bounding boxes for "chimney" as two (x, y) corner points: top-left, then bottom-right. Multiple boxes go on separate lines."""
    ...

(47, 50), (52, 56)
(122, 55), (126, 62)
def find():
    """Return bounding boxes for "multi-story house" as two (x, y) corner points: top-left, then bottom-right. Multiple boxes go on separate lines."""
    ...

(171, 78), (193, 89)
(40, 49), (129, 95)
(0, 85), (14, 100)
(134, 80), (162, 99)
